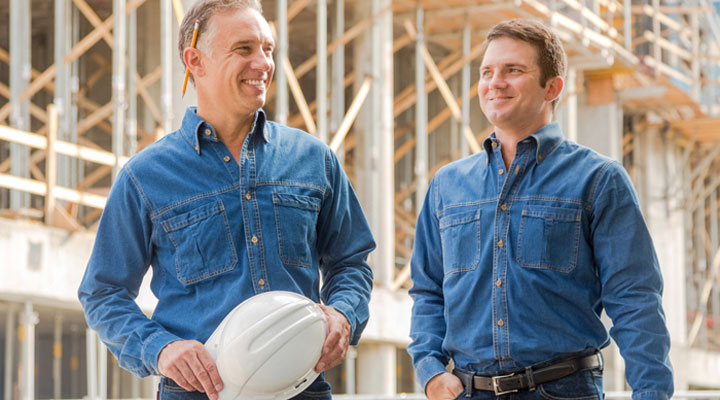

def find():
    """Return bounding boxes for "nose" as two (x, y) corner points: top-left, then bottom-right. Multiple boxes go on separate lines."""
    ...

(488, 71), (507, 89)
(251, 49), (274, 73)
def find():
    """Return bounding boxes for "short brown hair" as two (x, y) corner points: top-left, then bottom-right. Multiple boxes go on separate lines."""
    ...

(178, 0), (263, 83)
(484, 19), (567, 107)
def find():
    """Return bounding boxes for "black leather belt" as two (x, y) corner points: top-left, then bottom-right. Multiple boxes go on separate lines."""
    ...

(452, 352), (603, 396)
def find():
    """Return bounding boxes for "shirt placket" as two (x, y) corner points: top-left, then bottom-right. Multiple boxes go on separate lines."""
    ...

(239, 137), (269, 294)
(491, 141), (525, 370)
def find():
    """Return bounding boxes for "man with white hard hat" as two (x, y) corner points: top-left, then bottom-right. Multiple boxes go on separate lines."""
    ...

(78, 1), (376, 399)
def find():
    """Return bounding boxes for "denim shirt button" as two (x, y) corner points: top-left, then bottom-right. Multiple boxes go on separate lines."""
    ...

(498, 240), (504, 248)
(496, 278), (502, 287)
(204, 129), (212, 136)
(497, 319), (504, 327)
(499, 169), (505, 175)
(500, 203), (507, 211)
(251, 235), (258, 244)
(258, 279), (265, 286)
(223, 156), (231, 163)
(245, 191), (252, 200)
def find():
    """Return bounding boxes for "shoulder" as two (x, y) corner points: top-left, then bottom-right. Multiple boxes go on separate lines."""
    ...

(265, 121), (329, 152)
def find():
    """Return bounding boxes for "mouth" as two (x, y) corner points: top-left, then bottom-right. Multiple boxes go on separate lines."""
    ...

(489, 96), (513, 101)
(243, 79), (266, 87)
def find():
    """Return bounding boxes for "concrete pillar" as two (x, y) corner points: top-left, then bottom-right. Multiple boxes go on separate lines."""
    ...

(415, 6), (428, 214)
(641, 121), (688, 390)
(275, 0), (288, 124)
(575, 92), (622, 161)
(344, 346), (357, 394)
(357, 343), (396, 394)
(18, 302), (38, 400)
(87, 328), (98, 399)
(352, 0), (396, 393)
(316, 0), (328, 142)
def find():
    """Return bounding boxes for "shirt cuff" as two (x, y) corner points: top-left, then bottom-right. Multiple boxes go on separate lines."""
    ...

(632, 390), (670, 400)
(327, 300), (357, 344)
(416, 356), (448, 391)
(142, 330), (183, 375)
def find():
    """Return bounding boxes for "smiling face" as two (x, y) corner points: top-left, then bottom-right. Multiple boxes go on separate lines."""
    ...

(194, 7), (275, 119)
(478, 36), (562, 138)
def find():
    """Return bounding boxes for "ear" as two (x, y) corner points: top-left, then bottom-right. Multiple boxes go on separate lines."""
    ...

(183, 47), (205, 80)
(544, 76), (564, 103)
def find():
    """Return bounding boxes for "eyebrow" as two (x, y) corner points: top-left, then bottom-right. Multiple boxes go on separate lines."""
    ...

(481, 62), (530, 69)
(230, 38), (275, 48)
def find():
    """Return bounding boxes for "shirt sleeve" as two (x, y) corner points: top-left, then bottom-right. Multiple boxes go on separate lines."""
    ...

(77, 167), (181, 377)
(590, 161), (674, 399)
(407, 177), (450, 391)
(315, 148), (376, 345)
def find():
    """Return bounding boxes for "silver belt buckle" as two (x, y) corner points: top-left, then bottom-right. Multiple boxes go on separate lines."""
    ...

(492, 373), (518, 396)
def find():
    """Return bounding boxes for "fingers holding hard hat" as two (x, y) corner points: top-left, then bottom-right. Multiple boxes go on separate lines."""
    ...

(315, 304), (351, 372)
(158, 339), (222, 400)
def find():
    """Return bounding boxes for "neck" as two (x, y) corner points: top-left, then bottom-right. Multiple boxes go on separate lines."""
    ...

(196, 102), (256, 160)
(493, 118), (551, 170)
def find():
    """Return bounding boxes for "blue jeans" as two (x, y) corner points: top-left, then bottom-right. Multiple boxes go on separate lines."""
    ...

(452, 368), (603, 400)
(158, 375), (332, 400)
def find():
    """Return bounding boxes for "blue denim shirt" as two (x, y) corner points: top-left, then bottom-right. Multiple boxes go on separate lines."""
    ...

(78, 107), (375, 378)
(408, 122), (673, 399)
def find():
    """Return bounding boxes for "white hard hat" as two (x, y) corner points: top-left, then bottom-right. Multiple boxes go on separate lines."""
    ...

(204, 291), (328, 400)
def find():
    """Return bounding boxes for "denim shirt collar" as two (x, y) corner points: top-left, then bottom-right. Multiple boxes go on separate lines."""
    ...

(482, 121), (564, 164)
(179, 106), (269, 155)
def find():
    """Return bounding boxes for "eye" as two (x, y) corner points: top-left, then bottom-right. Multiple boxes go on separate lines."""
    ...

(509, 68), (522, 73)
(481, 70), (492, 78)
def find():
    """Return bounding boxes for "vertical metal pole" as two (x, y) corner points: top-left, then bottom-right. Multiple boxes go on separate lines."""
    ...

(710, 188), (719, 341)
(415, 6), (428, 214)
(4, 306), (15, 400)
(317, 0), (328, 142)
(98, 336), (108, 399)
(624, 0), (631, 51)
(161, 0), (173, 135)
(19, 302), (37, 400)
(652, 0), (660, 77)
(691, 7), (700, 102)
(696, 196), (708, 347)
(54, 0), (69, 188)
(9, 0), (31, 209)
(460, 18), (470, 158)
(70, 3), (81, 189)
(113, 0), (127, 180)
(128, 7), (138, 156)
(275, 0), (289, 124)
(87, 328), (98, 400)
(372, 0), (395, 288)
(331, 0), (345, 159)
(53, 315), (63, 400)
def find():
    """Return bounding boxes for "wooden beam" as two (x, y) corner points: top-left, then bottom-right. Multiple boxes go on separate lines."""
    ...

(0, 125), (129, 167)
(171, 0), (184, 24)
(404, 20), (481, 154)
(330, 75), (372, 152)
(283, 55), (316, 135)
(0, 173), (107, 209)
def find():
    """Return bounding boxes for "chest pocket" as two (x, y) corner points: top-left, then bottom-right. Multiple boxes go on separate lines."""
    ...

(273, 193), (321, 268)
(160, 199), (238, 285)
(517, 205), (581, 273)
(439, 209), (481, 275)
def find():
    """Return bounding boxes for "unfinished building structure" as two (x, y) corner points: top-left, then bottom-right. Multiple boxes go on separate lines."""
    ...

(0, 0), (719, 398)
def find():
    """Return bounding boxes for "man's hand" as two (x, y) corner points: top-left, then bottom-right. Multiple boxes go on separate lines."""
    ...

(426, 372), (464, 400)
(157, 340), (223, 400)
(314, 304), (351, 372)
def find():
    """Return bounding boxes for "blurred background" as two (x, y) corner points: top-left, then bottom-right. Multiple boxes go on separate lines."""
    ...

(0, 0), (719, 398)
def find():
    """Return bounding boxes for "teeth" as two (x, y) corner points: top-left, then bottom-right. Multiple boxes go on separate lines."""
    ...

(246, 80), (264, 85)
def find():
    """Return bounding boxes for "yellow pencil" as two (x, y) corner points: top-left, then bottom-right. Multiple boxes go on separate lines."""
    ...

(182, 20), (200, 97)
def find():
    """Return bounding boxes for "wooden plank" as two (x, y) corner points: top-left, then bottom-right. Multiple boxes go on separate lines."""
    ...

(330, 75), (372, 152)
(404, 20), (481, 153)
(283, 54), (316, 135)
(0, 173), (107, 209)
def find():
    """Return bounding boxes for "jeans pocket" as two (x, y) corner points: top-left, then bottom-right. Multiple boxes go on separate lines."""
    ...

(517, 205), (581, 273)
(160, 199), (238, 285)
(439, 208), (482, 275)
(273, 193), (321, 267)
(536, 370), (602, 400)
(290, 376), (332, 400)
(158, 378), (208, 399)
